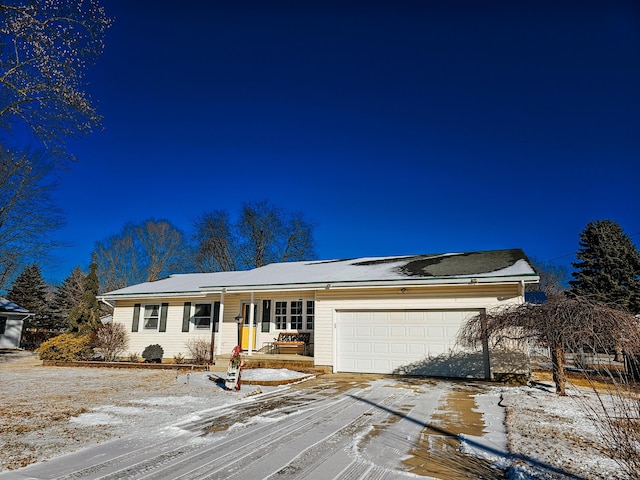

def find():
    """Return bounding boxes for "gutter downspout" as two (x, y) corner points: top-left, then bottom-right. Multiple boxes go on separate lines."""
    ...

(99, 298), (114, 309)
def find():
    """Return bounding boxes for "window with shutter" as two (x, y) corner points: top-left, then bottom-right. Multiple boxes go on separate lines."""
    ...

(143, 304), (160, 330)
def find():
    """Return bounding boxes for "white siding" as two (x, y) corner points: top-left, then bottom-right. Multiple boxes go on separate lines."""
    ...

(112, 291), (318, 359)
(0, 316), (25, 349)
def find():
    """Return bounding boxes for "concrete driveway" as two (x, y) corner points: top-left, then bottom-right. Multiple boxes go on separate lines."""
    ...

(0, 374), (509, 480)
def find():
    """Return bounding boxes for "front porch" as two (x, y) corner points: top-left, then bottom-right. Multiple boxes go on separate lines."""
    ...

(214, 351), (326, 373)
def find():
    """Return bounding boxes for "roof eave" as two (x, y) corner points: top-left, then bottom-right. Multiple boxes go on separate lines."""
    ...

(99, 274), (539, 300)
(199, 273), (540, 293)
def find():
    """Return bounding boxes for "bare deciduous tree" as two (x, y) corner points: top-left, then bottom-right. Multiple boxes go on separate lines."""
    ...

(0, 0), (111, 161)
(95, 219), (193, 292)
(194, 201), (315, 272)
(457, 294), (640, 395)
(0, 149), (64, 291)
(194, 210), (237, 272)
(528, 257), (567, 296)
(0, 1), (111, 290)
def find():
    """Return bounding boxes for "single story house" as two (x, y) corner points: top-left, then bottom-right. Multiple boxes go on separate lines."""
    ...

(0, 297), (31, 349)
(99, 248), (539, 379)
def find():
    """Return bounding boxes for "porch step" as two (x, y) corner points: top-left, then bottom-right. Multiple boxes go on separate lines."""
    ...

(213, 353), (328, 374)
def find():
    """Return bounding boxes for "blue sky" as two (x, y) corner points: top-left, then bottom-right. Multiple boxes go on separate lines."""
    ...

(47, 0), (639, 285)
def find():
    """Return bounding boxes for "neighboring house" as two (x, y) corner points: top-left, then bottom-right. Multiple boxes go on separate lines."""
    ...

(99, 249), (539, 379)
(0, 297), (31, 349)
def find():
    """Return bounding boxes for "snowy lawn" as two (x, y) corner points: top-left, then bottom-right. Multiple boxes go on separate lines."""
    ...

(0, 355), (630, 479)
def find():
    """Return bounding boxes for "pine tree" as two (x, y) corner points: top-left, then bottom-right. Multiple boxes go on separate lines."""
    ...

(570, 219), (640, 313)
(50, 266), (86, 330)
(67, 257), (101, 334)
(6, 263), (49, 328)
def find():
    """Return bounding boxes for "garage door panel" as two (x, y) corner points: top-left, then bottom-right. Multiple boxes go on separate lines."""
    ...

(372, 326), (389, 337)
(407, 326), (426, 337)
(389, 326), (407, 336)
(337, 309), (484, 377)
(373, 343), (390, 354)
(427, 326), (445, 337)
(340, 342), (356, 353)
(408, 343), (428, 355)
(389, 343), (407, 354)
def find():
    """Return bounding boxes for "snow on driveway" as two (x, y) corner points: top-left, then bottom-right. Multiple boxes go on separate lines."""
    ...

(1, 367), (510, 479)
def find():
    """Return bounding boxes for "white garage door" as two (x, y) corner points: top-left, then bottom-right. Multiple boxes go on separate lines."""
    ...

(336, 310), (487, 377)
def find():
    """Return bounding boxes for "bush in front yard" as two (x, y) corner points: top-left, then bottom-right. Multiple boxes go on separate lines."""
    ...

(94, 323), (129, 362)
(185, 338), (212, 364)
(142, 344), (164, 363)
(36, 334), (93, 361)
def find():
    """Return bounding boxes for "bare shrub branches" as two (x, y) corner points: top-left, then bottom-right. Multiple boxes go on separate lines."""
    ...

(457, 295), (640, 395)
(93, 322), (128, 362)
(185, 338), (212, 365)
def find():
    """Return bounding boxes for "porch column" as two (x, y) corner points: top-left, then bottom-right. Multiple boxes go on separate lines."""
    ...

(248, 291), (255, 356)
(216, 291), (225, 356)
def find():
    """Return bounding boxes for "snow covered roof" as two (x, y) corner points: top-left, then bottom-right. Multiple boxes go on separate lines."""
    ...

(102, 249), (538, 298)
(0, 297), (29, 313)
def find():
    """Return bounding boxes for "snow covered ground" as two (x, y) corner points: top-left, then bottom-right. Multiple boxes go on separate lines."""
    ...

(0, 354), (629, 479)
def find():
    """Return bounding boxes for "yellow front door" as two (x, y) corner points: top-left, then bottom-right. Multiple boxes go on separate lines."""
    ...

(240, 304), (257, 350)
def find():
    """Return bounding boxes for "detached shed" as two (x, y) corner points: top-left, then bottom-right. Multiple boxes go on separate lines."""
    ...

(0, 298), (30, 349)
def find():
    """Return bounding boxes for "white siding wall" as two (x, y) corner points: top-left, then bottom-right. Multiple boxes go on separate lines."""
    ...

(112, 291), (317, 359)
(112, 300), (213, 359)
(0, 316), (25, 349)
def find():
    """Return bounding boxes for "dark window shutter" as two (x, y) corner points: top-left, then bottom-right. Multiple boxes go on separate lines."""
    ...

(261, 300), (271, 333)
(159, 303), (169, 332)
(213, 302), (221, 332)
(132, 304), (141, 332)
(182, 302), (191, 332)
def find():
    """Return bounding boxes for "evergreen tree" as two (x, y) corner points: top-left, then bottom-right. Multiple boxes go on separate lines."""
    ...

(50, 266), (86, 330)
(570, 220), (640, 313)
(6, 263), (49, 328)
(67, 257), (101, 334)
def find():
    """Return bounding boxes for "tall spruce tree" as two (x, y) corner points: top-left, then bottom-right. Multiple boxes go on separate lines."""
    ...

(6, 264), (49, 328)
(67, 257), (101, 334)
(50, 266), (87, 330)
(570, 219), (640, 313)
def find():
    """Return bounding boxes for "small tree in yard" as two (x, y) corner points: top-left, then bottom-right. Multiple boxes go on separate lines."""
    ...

(457, 294), (640, 396)
(94, 323), (128, 362)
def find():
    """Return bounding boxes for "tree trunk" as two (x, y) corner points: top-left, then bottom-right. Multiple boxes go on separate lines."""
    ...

(615, 344), (624, 363)
(551, 345), (567, 396)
